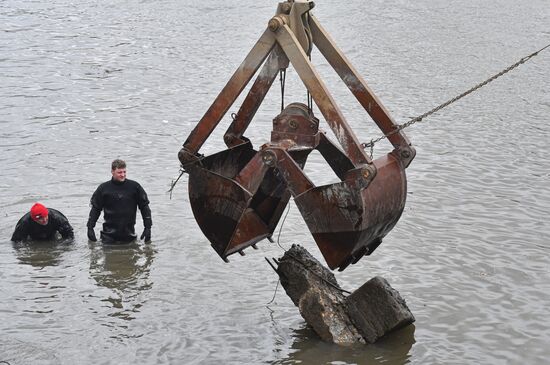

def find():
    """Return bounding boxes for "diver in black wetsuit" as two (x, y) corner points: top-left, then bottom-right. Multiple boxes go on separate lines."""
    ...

(11, 202), (74, 242)
(87, 159), (152, 244)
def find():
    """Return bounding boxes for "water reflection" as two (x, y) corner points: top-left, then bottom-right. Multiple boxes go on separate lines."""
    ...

(276, 324), (416, 365)
(12, 239), (73, 268)
(89, 242), (155, 321)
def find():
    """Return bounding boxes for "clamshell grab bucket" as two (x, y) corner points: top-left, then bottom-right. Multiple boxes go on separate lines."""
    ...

(179, 1), (416, 270)
(186, 104), (408, 271)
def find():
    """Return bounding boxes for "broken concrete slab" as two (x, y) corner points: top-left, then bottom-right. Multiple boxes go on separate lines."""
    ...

(346, 276), (415, 343)
(276, 244), (364, 345)
(275, 244), (415, 345)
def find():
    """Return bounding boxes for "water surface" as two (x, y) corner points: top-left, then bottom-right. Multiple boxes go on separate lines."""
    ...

(1, 1), (549, 364)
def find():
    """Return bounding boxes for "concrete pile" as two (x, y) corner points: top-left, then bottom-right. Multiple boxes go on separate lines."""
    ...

(275, 244), (415, 345)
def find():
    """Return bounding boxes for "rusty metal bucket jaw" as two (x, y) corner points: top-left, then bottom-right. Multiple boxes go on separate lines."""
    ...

(187, 140), (318, 262)
(263, 133), (406, 271)
(187, 143), (271, 259)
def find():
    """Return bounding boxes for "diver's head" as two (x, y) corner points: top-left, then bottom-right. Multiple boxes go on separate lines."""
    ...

(30, 202), (49, 225)
(111, 159), (127, 182)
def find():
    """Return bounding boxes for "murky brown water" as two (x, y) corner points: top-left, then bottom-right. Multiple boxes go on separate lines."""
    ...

(1, 0), (549, 364)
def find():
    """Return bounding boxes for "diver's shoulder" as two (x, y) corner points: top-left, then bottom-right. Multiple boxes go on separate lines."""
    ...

(47, 208), (67, 219)
(125, 179), (141, 187)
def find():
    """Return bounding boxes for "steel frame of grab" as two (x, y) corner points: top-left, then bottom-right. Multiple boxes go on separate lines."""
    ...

(179, 1), (415, 270)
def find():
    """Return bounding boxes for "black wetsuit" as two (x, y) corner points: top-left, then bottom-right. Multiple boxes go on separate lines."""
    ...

(11, 208), (74, 242)
(87, 178), (152, 243)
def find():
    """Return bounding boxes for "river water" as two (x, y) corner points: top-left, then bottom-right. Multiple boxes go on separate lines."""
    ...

(1, 0), (549, 364)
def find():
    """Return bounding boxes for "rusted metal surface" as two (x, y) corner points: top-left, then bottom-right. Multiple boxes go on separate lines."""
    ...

(183, 29), (276, 155)
(179, 0), (416, 270)
(294, 154), (407, 270)
(309, 16), (416, 167)
(224, 46), (288, 148)
(275, 23), (373, 168)
(271, 102), (320, 148)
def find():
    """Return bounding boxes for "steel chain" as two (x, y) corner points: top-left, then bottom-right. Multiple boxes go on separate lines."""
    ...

(362, 42), (550, 149)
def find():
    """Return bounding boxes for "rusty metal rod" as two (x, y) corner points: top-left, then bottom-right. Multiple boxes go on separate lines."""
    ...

(275, 24), (372, 167)
(224, 45), (289, 147)
(183, 30), (276, 153)
(309, 15), (411, 150)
